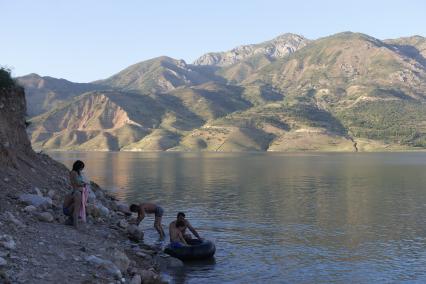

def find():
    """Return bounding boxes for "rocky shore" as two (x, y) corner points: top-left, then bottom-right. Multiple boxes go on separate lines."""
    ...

(0, 82), (180, 283)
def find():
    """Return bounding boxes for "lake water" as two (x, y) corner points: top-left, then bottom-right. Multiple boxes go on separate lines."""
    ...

(49, 152), (426, 283)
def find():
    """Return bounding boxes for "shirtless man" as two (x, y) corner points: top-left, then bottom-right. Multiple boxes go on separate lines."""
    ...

(130, 203), (165, 239)
(169, 220), (188, 248)
(169, 212), (202, 242)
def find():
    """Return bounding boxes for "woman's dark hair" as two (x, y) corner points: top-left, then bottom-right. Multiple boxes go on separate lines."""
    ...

(130, 204), (139, 212)
(176, 220), (185, 228)
(72, 160), (85, 175)
(177, 212), (185, 218)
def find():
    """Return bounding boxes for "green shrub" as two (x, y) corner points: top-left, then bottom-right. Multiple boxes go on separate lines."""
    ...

(0, 68), (15, 88)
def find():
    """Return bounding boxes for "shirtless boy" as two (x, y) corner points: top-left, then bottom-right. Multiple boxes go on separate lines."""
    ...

(169, 212), (202, 241)
(169, 220), (188, 248)
(130, 203), (165, 239)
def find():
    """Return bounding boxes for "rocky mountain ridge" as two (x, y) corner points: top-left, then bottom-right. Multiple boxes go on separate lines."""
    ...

(193, 33), (309, 66)
(17, 32), (426, 152)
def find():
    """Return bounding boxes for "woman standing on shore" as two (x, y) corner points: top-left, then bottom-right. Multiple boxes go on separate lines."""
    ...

(69, 160), (88, 229)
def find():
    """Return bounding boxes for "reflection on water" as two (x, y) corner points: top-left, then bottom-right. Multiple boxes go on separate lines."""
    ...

(50, 152), (426, 283)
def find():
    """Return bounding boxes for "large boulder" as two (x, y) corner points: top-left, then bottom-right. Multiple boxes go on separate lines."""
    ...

(85, 255), (122, 279)
(140, 269), (161, 284)
(19, 194), (52, 209)
(37, 212), (54, 223)
(153, 252), (184, 270)
(87, 188), (97, 203)
(86, 204), (100, 218)
(116, 202), (131, 216)
(127, 225), (144, 241)
(108, 248), (130, 272)
(96, 203), (110, 217)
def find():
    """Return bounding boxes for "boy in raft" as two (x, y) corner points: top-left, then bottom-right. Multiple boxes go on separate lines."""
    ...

(169, 212), (202, 241)
(169, 220), (188, 248)
(130, 203), (165, 239)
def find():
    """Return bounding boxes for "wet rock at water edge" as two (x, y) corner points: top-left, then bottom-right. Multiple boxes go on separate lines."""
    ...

(153, 252), (184, 270)
(127, 225), (144, 241)
(140, 269), (161, 284)
(118, 219), (128, 229)
(116, 202), (132, 216)
(135, 251), (153, 261)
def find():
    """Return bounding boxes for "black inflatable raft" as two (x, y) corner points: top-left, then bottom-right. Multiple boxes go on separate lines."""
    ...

(164, 239), (216, 261)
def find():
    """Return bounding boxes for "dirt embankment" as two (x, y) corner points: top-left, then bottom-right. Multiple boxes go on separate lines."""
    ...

(0, 86), (178, 283)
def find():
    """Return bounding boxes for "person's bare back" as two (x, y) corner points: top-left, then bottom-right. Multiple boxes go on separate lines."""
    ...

(129, 202), (165, 239)
(140, 203), (157, 214)
(170, 220), (188, 246)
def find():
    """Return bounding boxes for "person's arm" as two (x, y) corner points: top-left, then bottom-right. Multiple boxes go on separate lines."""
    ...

(178, 231), (188, 246)
(136, 208), (145, 225)
(187, 221), (202, 240)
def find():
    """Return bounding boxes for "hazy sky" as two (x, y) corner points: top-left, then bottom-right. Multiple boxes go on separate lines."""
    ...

(1, 0), (425, 82)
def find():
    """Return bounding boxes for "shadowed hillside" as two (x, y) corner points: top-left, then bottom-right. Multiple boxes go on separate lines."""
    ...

(19, 32), (426, 151)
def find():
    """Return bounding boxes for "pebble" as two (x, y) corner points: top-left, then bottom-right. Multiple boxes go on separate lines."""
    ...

(37, 212), (54, 223)
(118, 219), (128, 229)
(116, 203), (131, 215)
(47, 190), (56, 199)
(140, 269), (159, 283)
(0, 235), (16, 250)
(130, 274), (142, 284)
(136, 251), (153, 261)
(108, 248), (130, 272)
(34, 187), (43, 196)
(24, 205), (37, 213)
(4, 211), (25, 228)
(0, 257), (7, 267)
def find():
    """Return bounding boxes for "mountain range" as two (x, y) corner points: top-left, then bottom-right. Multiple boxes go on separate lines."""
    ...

(16, 32), (426, 151)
